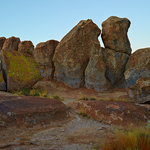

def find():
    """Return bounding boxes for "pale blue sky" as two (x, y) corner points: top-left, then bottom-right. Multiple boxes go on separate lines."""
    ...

(0, 0), (150, 53)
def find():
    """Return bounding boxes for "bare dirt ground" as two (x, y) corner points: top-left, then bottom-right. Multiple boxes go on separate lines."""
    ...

(0, 80), (150, 150)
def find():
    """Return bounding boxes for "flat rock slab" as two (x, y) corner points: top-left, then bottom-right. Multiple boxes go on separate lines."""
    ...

(0, 96), (69, 127)
(69, 100), (150, 126)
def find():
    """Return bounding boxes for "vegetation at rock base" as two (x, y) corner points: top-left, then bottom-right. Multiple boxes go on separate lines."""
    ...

(12, 88), (64, 101)
(101, 125), (150, 150)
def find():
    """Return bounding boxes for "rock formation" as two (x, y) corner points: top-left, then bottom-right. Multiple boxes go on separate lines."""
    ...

(127, 77), (150, 103)
(102, 47), (129, 87)
(0, 71), (6, 91)
(18, 40), (34, 57)
(2, 36), (20, 51)
(101, 16), (131, 55)
(85, 52), (111, 91)
(53, 19), (101, 88)
(33, 40), (59, 80)
(125, 48), (150, 88)
(0, 37), (6, 50)
(1, 50), (41, 92)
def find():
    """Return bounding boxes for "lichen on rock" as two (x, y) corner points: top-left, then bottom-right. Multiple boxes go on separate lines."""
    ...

(2, 50), (41, 91)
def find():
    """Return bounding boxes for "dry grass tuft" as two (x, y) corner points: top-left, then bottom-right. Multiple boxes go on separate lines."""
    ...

(101, 125), (150, 150)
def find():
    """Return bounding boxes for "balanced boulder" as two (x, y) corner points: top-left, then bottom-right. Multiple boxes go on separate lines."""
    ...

(0, 37), (6, 50)
(102, 47), (129, 87)
(125, 48), (150, 88)
(33, 40), (59, 80)
(18, 40), (34, 57)
(101, 16), (131, 55)
(127, 77), (150, 103)
(53, 19), (101, 88)
(1, 50), (41, 92)
(85, 53), (111, 91)
(2, 36), (20, 51)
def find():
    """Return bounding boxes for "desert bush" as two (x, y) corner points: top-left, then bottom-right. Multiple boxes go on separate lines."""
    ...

(101, 126), (150, 150)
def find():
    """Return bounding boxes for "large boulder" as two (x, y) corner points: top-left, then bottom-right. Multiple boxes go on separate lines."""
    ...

(101, 16), (131, 55)
(127, 77), (150, 103)
(53, 19), (101, 88)
(33, 40), (59, 80)
(0, 96), (69, 127)
(1, 50), (41, 92)
(85, 53), (111, 91)
(0, 37), (6, 50)
(18, 40), (34, 57)
(2, 36), (20, 51)
(102, 47), (129, 87)
(125, 48), (150, 88)
(0, 71), (6, 91)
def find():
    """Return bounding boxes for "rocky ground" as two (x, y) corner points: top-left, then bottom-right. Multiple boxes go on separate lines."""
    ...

(0, 81), (150, 150)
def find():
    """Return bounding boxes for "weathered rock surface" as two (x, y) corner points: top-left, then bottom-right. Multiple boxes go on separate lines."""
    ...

(18, 40), (34, 57)
(127, 77), (150, 103)
(0, 71), (6, 91)
(53, 19), (101, 88)
(0, 37), (6, 50)
(102, 47), (129, 87)
(85, 53), (111, 91)
(101, 16), (131, 55)
(0, 96), (69, 127)
(125, 48), (150, 88)
(33, 40), (59, 80)
(69, 100), (149, 126)
(2, 36), (20, 51)
(1, 50), (41, 92)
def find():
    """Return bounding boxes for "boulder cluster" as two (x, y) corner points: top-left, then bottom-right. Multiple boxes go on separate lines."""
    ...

(0, 16), (150, 103)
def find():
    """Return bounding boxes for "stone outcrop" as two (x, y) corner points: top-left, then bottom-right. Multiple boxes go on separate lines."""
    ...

(2, 36), (20, 51)
(18, 40), (34, 57)
(101, 16), (131, 55)
(0, 96), (69, 127)
(1, 50), (41, 92)
(85, 53), (111, 91)
(53, 19), (101, 88)
(102, 47), (129, 87)
(0, 71), (6, 91)
(127, 77), (150, 103)
(0, 37), (6, 50)
(33, 40), (59, 80)
(125, 48), (150, 88)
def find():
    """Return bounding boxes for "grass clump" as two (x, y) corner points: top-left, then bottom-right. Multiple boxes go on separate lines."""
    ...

(101, 126), (150, 150)
(78, 107), (90, 119)
(78, 95), (97, 101)
(12, 88), (51, 98)
(51, 94), (64, 101)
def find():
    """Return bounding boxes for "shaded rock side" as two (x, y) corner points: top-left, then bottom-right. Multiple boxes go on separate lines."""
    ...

(0, 71), (6, 91)
(0, 37), (6, 50)
(2, 36), (20, 51)
(1, 50), (41, 92)
(53, 19), (101, 88)
(127, 77), (150, 103)
(125, 48), (150, 88)
(0, 96), (69, 127)
(85, 54), (111, 91)
(101, 16), (131, 55)
(33, 40), (59, 80)
(102, 47), (129, 87)
(18, 40), (34, 57)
